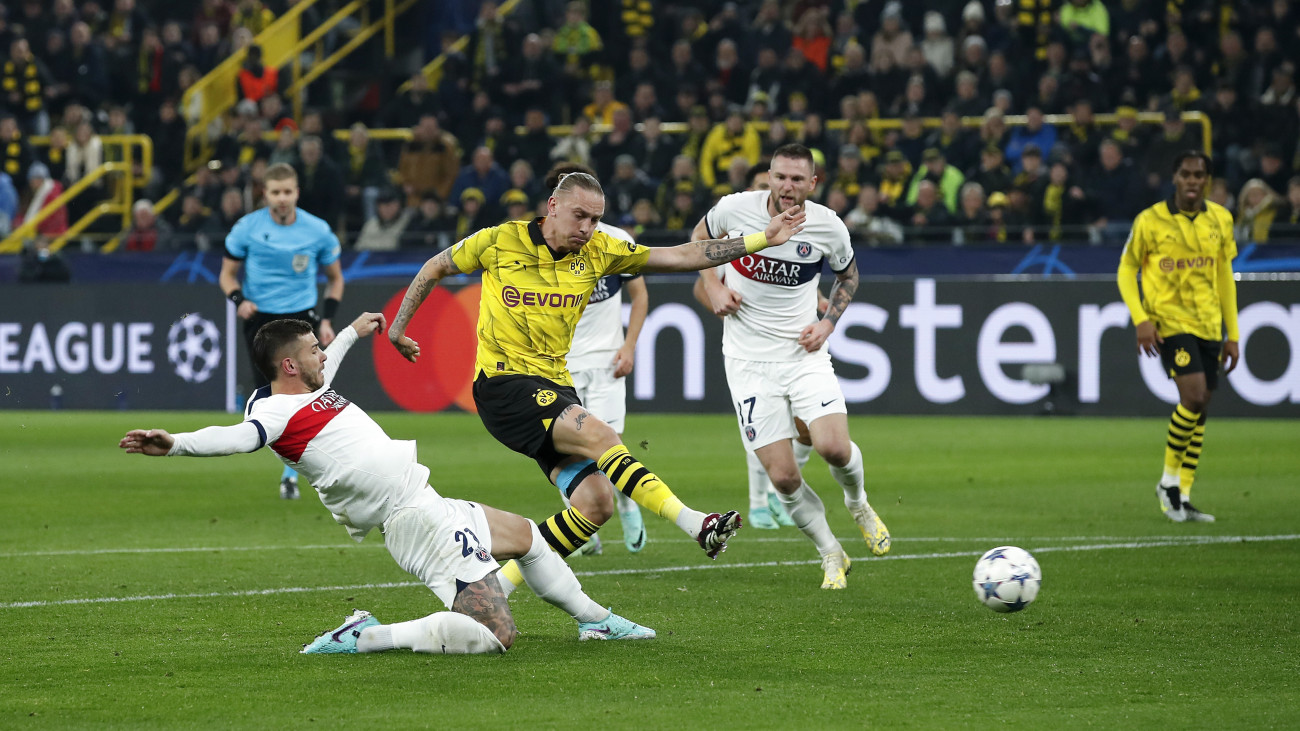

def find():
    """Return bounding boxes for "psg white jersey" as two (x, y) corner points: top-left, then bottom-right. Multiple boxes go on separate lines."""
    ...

(705, 190), (854, 361)
(568, 222), (638, 371)
(169, 328), (426, 541)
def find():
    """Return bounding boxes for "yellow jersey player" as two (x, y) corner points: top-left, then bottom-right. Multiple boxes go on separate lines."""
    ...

(1117, 150), (1240, 523)
(388, 171), (806, 578)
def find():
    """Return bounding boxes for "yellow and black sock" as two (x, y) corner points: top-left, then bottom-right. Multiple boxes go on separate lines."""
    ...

(1163, 404), (1200, 476)
(536, 505), (600, 557)
(597, 445), (685, 522)
(1179, 415), (1207, 498)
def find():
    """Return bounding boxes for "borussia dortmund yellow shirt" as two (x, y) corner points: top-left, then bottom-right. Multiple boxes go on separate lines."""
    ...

(1117, 199), (1240, 342)
(450, 218), (651, 384)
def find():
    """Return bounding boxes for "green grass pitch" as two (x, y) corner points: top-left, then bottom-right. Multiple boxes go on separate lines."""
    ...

(2, 411), (1297, 729)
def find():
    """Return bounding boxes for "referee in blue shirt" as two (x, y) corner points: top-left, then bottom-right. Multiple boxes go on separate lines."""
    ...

(220, 162), (345, 499)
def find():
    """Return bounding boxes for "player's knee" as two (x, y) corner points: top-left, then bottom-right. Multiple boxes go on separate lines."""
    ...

(1182, 392), (1210, 414)
(818, 442), (852, 467)
(570, 477), (614, 523)
(769, 468), (802, 494)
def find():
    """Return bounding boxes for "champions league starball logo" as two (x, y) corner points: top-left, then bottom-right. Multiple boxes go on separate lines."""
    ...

(167, 313), (222, 383)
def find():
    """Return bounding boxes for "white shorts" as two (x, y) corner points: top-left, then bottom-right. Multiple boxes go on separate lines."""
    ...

(381, 485), (498, 609)
(724, 355), (847, 452)
(570, 366), (627, 434)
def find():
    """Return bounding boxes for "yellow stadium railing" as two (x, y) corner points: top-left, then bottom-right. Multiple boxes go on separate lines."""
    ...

(0, 134), (153, 254)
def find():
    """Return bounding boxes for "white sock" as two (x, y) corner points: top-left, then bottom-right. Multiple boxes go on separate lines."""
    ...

(674, 507), (707, 537)
(376, 613), (505, 654)
(614, 490), (638, 515)
(793, 440), (813, 471)
(778, 482), (842, 556)
(829, 442), (867, 509)
(518, 521), (606, 623)
(1161, 469), (1179, 487)
(746, 451), (769, 510)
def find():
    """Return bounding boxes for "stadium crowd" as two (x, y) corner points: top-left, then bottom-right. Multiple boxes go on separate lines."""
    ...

(8, 0), (1300, 250)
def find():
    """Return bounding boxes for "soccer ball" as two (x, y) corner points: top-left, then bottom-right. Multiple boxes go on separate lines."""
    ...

(972, 546), (1041, 613)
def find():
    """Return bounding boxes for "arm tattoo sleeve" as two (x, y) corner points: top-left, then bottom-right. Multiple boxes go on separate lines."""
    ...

(823, 261), (859, 326)
(393, 249), (460, 332)
(451, 576), (516, 646)
(698, 236), (749, 263)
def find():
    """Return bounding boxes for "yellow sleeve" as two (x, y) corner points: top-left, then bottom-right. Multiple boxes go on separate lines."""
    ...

(743, 126), (761, 164)
(449, 225), (497, 274)
(1117, 213), (1148, 326)
(1218, 248), (1239, 341)
(592, 234), (652, 276)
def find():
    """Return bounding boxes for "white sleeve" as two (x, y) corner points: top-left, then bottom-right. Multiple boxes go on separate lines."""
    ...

(323, 325), (359, 383)
(826, 215), (855, 273)
(704, 197), (733, 239)
(168, 423), (264, 457)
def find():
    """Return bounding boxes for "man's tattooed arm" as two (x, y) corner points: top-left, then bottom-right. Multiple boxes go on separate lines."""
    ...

(390, 248), (461, 340)
(823, 259), (859, 326)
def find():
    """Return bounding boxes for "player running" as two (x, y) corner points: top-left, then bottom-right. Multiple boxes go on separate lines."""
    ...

(694, 143), (890, 590)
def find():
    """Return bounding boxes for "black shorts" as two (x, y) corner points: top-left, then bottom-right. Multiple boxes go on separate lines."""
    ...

(1160, 333), (1222, 390)
(472, 372), (583, 476)
(243, 308), (321, 386)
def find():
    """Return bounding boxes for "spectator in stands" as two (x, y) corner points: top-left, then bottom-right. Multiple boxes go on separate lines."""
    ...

(193, 21), (227, 74)
(16, 162), (67, 241)
(1163, 65), (1204, 113)
(713, 39), (749, 105)
(295, 135), (343, 225)
(1036, 161), (1091, 242)
(950, 70), (985, 117)
(1268, 177), (1300, 240)
(968, 143), (1013, 197)
(108, 0), (152, 43)
(501, 188), (532, 223)
(453, 186), (490, 239)
(953, 181), (991, 244)
(906, 148), (965, 213)
(589, 107), (643, 181)
(341, 123), (387, 229)
(1115, 36), (1156, 108)
(212, 186), (246, 238)
(512, 107), (552, 176)
(259, 94), (295, 132)
(5, 37), (51, 134)
(232, 0), (275, 35)
(237, 44), (278, 103)
(871, 2), (913, 70)
(479, 107), (518, 168)
(501, 34), (559, 123)
(582, 80), (627, 127)
(399, 114), (460, 205)
(894, 112), (927, 166)
(1013, 144), (1048, 202)
(355, 187), (414, 251)
(921, 11), (954, 79)
(1206, 80), (1249, 189)
(750, 0), (791, 59)
(402, 192), (455, 251)
(0, 114), (33, 181)
(1003, 186), (1036, 243)
(506, 159), (539, 203)
(699, 106), (760, 189)
(617, 46), (663, 110)
(1142, 111), (1201, 195)
(1060, 98), (1103, 170)
(628, 197), (659, 238)
(1087, 139), (1141, 242)
(450, 146), (509, 217)
(927, 108), (978, 174)
(845, 182), (904, 245)
(629, 82), (665, 125)
(385, 72), (441, 129)
(150, 98), (186, 190)
(639, 117), (678, 184)
(267, 127), (299, 167)
(1234, 178), (1278, 244)
(173, 191), (215, 251)
(1005, 106), (1057, 173)
(56, 22), (107, 111)
(42, 126), (68, 183)
(550, 114), (592, 166)
(122, 199), (173, 251)
(660, 180), (701, 230)
(552, 1), (603, 86)
(907, 179), (955, 242)
(877, 149), (911, 212)
(606, 154), (654, 220)
(0, 170), (16, 235)
(193, 0), (232, 44)
(1059, 0), (1109, 44)
(981, 191), (1012, 243)
(780, 46), (826, 116)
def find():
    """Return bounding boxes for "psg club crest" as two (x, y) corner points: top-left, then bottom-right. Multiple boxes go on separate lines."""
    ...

(745, 425), (757, 442)
(474, 545), (492, 563)
(796, 242), (812, 258)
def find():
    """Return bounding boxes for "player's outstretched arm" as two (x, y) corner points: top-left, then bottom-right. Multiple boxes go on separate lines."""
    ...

(119, 429), (175, 456)
(690, 216), (743, 316)
(643, 206), (806, 273)
(388, 248), (461, 362)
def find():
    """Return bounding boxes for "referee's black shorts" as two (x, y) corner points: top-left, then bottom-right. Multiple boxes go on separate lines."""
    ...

(473, 372), (582, 476)
(243, 307), (321, 386)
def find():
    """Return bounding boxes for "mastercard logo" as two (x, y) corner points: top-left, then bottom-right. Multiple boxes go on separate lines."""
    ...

(373, 284), (481, 413)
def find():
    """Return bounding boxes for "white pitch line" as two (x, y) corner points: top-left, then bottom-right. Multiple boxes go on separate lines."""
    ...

(3, 534), (1297, 610)
(0, 535), (1214, 559)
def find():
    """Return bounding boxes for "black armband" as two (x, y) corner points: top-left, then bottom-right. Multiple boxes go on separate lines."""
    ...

(323, 297), (340, 320)
(227, 289), (245, 306)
